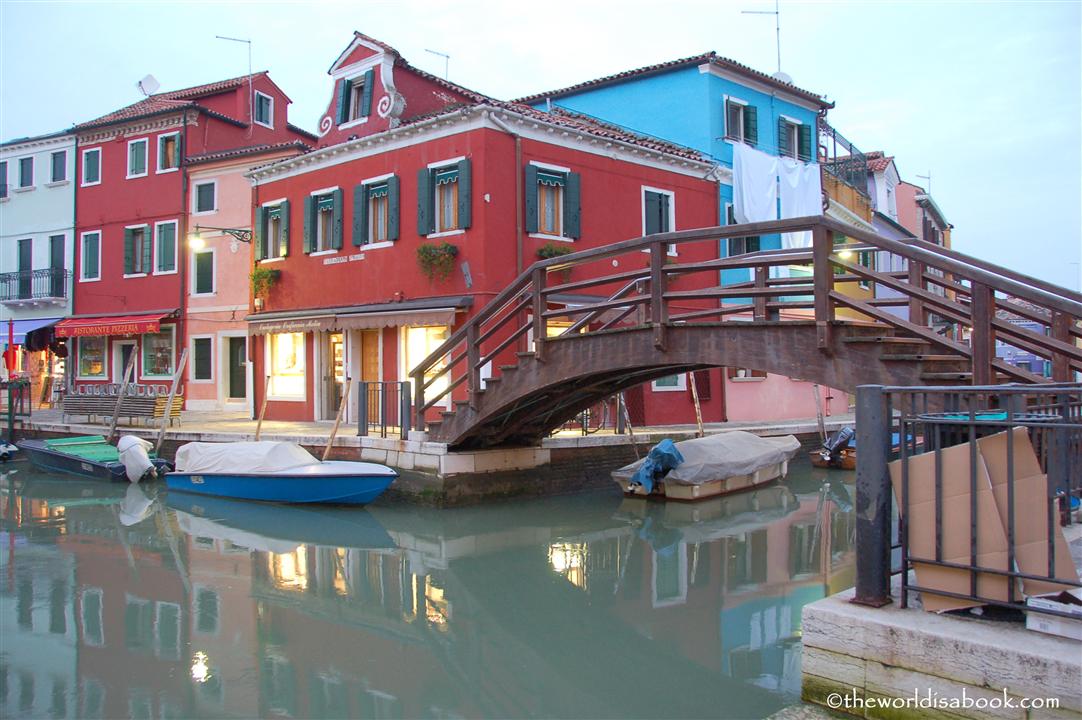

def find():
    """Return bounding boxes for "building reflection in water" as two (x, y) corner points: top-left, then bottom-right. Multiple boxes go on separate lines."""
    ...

(0, 464), (855, 719)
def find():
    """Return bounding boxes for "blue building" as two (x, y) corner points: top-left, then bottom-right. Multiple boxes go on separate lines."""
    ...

(518, 52), (833, 283)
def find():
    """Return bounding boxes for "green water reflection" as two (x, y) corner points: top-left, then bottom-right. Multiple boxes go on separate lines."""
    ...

(0, 459), (855, 719)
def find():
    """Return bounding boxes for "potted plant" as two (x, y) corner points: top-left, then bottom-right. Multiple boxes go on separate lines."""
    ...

(250, 266), (281, 306)
(417, 242), (459, 282)
(537, 242), (573, 282)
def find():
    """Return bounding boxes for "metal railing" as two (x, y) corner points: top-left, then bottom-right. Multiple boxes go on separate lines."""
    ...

(854, 383), (1082, 617)
(0, 269), (71, 301)
(819, 120), (869, 198)
(357, 381), (411, 438)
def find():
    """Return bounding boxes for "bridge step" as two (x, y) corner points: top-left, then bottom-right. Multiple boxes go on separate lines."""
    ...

(842, 336), (932, 345)
(499, 364), (518, 373)
(919, 372), (1010, 382)
(879, 354), (966, 362)
(515, 351), (536, 360)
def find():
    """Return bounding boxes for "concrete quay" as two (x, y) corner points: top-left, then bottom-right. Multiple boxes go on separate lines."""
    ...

(801, 525), (1082, 719)
(7, 407), (853, 504)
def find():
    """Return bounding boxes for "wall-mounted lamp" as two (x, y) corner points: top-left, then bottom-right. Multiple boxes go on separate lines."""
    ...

(189, 225), (253, 254)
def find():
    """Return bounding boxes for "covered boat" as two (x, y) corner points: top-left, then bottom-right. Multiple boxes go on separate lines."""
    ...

(17, 435), (173, 482)
(612, 431), (801, 501)
(165, 441), (397, 505)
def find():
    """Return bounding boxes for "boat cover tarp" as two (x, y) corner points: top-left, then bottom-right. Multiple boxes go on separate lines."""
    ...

(613, 431), (802, 488)
(629, 439), (684, 494)
(175, 441), (320, 474)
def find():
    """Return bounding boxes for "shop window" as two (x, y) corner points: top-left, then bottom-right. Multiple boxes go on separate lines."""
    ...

(77, 337), (107, 378)
(404, 325), (450, 405)
(142, 328), (175, 378)
(267, 332), (305, 399)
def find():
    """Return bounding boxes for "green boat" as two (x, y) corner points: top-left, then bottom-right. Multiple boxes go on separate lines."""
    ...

(17, 435), (173, 482)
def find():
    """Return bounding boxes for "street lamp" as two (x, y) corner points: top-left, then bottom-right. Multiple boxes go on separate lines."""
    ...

(188, 225), (253, 253)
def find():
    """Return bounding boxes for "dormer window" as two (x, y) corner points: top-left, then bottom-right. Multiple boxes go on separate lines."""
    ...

(336, 69), (376, 125)
(254, 92), (274, 128)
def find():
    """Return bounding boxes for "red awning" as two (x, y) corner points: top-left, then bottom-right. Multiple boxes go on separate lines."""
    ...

(55, 313), (170, 338)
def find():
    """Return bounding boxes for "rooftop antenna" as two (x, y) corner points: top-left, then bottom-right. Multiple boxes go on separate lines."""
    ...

(216, 35), (253, 135)
(742, 0), (789, 83)
(915, 171), (932, 193)
(425, 48), (450, 80)
(137, 75), (160, 97)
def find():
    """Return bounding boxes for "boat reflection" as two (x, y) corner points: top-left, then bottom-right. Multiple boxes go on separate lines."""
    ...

(0, 464), (856, 719)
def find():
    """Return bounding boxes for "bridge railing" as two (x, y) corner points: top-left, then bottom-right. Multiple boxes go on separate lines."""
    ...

(411, 215), (1082, 431)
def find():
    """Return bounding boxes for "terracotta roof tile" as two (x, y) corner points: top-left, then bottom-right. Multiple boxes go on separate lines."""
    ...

(865, 151), (894, 173)
(186, 140), (312, 165)
(514, 52), (831, 108)
(75, 72), (266, 130)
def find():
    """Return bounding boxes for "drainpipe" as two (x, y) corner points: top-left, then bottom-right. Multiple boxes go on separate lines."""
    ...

(488, 112), (524, 274)
(178, 110), (191, 403)
(69, 133), (79, 394)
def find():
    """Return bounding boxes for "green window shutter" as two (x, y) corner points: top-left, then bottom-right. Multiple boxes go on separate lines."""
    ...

(524, 165), (539, 234)
(658, 193), (671, 233)
(141, 225), (152, 272)
(193, 338), (211, 380)
(279, 200), (291, 257)
(777, 117), (791, 157)
(644, 192), (661, 235)
(303, 196), (316, 253)
(564, 171), (582, 239)
(744, 105), (758, 146)
(798, 124), (812, 161)
(361, 69), (375, 117)
(87, 235), (99, 278)
(331, 188), (344, 249)
(352, 183), (368, 246)
(254, 207), (266, 260)
(195, 252), (213, 294)
(417, 168), (433, 236)
(159, 223), (176, 272)
(456, 158), (472, 230)
(386, 175), (400, 241)
(173, 134), (182, 167)
(124, 228), (134, 274)
(336, 79), (352, 125)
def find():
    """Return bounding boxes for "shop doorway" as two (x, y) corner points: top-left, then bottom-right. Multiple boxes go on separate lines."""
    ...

(113, 341), (136, 384)
(360, 329), (380, 422)
(323, 332), (345, 420)
(226, 337), (247, 400)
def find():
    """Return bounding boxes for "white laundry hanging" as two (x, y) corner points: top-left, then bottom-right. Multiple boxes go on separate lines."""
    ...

(778, 156), (823, 250)
(732, 142), (779, 225)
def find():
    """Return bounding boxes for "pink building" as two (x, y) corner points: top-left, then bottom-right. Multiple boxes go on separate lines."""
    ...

(184, 142), (310, 411)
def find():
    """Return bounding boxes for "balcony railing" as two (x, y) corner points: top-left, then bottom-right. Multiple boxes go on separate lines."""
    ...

(819, 120), (869, 198)
(0, 269), (71, 302)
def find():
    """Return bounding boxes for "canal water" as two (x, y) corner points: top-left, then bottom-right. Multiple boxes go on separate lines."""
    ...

(0, 458), (855, 719)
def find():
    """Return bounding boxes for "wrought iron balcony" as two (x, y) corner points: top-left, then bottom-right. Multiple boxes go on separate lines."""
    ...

(0, 268), (71, 304)
(819, 120), (870, 199)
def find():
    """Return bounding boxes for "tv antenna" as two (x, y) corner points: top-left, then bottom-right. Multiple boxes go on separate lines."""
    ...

(425, 48), (450, 79)
(742, 0), (788, 83)
(915, 171), (932, 193)
(216, 35), (254, 134)
(137, 75), (160, 97)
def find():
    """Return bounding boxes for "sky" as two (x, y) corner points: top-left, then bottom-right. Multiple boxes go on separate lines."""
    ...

(1, 0), (1079, 291)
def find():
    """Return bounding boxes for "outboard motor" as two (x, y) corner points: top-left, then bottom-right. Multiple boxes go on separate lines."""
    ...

(118, 435), (156, 483)
(818, 426), (855, 464)
(0, 442), (17, 462)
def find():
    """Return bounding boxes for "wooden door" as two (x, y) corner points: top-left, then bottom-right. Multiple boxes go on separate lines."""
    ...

(361, 330), (380, 421)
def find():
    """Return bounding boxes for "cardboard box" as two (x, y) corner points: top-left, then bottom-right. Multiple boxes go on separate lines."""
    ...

(888, 427), (1079, 613)
(1025, 591), (1082, 641)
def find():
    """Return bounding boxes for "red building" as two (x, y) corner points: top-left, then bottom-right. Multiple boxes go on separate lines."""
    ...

(248, 33), (722, 426)
(62, 73), (312, 396)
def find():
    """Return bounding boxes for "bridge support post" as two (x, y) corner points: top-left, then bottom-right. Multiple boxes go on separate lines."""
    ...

(754, 265), (768, 321)
(650, 240), (668, 350)
(970, 282), (994, 385)
(907, 260), (926, 327)
(411, 372), (425, 432)
(532, 267), (547, 362)
(854, 384), (893, 607)
(1051, 311), (1071, 382)
(812, 225), (835, 350)
(467, 324), (480, 408)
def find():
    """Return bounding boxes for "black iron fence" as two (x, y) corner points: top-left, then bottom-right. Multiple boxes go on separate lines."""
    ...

(855, 383), (1082, 618)
(358, 381), (411, 438)
(0, 269), (71, 301)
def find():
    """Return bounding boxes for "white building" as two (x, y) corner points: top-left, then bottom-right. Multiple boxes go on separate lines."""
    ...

(0, 131), (75, 399)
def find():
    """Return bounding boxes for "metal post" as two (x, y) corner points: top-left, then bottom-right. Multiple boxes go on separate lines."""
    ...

(357, 381), (368, 437)
(853, 384), (893, 607)
(400, 380), (412, 436)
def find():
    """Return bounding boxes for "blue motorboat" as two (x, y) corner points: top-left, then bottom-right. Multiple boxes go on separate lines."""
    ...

(164, 441), (397, 505)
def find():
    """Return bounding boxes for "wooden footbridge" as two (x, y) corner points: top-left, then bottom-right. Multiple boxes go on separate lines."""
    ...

(411, 216), (1082, 449)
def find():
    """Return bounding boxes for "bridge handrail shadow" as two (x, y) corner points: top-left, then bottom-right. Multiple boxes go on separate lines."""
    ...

(410, 214), (1082, 441)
